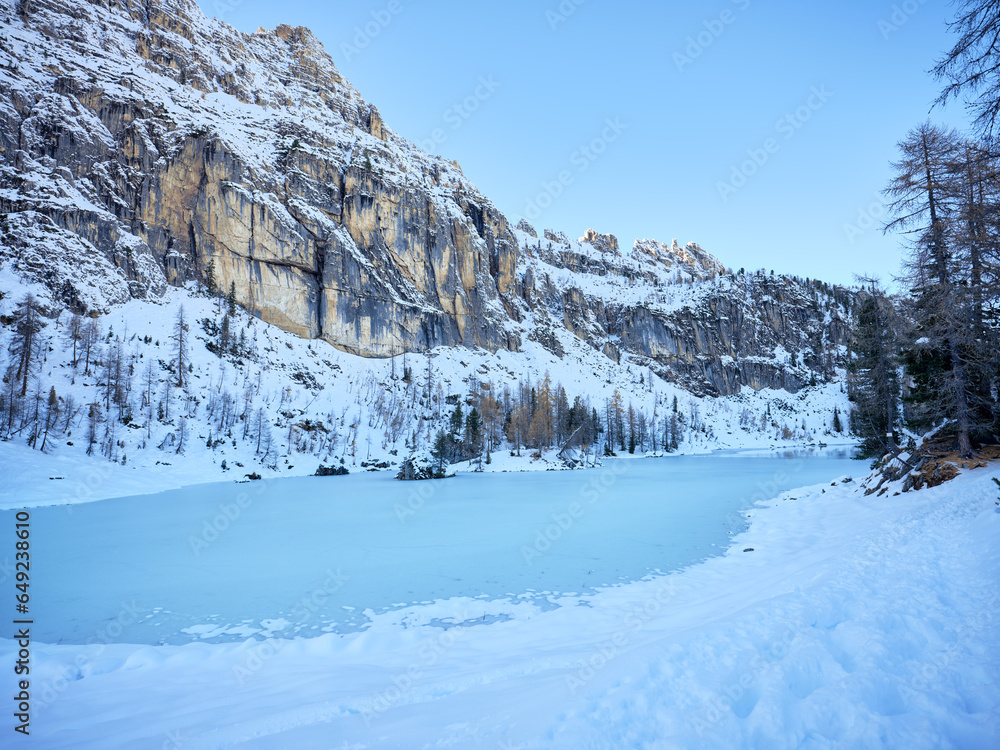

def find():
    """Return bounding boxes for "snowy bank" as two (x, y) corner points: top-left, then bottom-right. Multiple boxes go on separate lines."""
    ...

(6, 464), (999, 748)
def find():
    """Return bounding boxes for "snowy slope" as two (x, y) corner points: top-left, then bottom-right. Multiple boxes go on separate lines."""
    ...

(0, 273), (853, 509)
(8, 461), (999, 748)
(1, 0), (854, 395)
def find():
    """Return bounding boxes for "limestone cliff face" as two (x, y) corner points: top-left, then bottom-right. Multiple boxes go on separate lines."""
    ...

(0, 0), (520, 357)
(517, 229), (852, 397)
(0, 0), (854, 397)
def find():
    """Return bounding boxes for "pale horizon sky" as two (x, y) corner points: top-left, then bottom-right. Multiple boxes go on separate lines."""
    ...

(198, 0), (972, 288)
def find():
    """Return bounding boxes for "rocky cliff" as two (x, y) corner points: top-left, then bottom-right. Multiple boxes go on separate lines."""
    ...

(0, 0), (853, 396)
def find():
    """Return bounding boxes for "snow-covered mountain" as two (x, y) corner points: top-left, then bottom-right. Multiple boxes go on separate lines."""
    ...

(0, 0), (856, 491)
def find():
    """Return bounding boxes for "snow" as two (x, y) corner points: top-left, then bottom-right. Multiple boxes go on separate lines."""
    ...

(0, 278), (855, 511)
(4, 460), (998, 748)
(2, 2), (992, 741)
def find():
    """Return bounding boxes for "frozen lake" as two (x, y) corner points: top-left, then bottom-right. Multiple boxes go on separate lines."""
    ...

(20, 448), (855, 646)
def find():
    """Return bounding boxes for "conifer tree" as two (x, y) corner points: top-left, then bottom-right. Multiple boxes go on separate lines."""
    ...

(172, 306), (189, 389)
(227, 282), (238, 317)
(884, 123), (982, 457)
(464, 407), (482, 466)
(848, 282), (900, 459)
(65, 314), (83, 372)
(39, 386), (58, 452)
(7, 293), (46, 397)
(934, 0), (1000, 138)
(203, 260), (217, 296)
(431, 428), (451, 477)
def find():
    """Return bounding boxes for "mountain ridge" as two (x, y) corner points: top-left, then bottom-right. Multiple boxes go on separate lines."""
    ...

(0, 0), (853, 397)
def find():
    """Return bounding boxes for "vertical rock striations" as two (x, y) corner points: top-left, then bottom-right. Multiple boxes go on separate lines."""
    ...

(0, 0), (853, 396)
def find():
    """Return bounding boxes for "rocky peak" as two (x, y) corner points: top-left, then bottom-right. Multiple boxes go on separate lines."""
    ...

(517, 220), (538, 238)
(0, 0), (855, 398)
(633, 238), (727, 280)
(579, 228), (620, 255)
(544, 229), (570, 246)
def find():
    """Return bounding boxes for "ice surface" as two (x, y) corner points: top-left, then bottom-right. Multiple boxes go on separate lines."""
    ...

(20, 451), (854, 646)
(2, 457), (998, 748)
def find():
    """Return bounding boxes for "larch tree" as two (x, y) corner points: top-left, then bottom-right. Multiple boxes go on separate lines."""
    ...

(81, 318), (101, 375)
(934, 0), (1000, 138)
(65, 314), (84, 372)
(7, 293), (46, 398)
(883, 123), (991, 456)
(39, 386), (59, 453)
(172, 305), (189, 389)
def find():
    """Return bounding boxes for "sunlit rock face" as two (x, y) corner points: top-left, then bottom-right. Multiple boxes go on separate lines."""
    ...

(0, 0), (853, 394)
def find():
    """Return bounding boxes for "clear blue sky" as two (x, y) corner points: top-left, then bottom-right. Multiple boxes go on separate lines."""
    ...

(198, 0), (970, 287)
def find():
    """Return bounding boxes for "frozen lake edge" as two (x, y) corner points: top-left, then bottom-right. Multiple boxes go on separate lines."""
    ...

(18, 448), (858, 647)
(3, 449), (999, 749)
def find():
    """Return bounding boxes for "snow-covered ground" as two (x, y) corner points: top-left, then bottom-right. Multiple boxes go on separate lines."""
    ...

(4, 459), (998, 748)
(0, 267), (854, 510)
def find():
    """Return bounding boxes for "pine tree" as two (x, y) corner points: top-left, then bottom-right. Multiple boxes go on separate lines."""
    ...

(219, 313), (231, 355)
(81, 318), (100, 375)
(227, 281), (237, 317)
(203, 260), (217, 296)
(464, 407), (482, 466)
(627, 403), (637, 454)
(7, 293), (46, 397)
(86, 402), (100, 455)
(848, 282), (901, 459)
(554, 385), (570, 446)
(172, 306), (189, 389)
(431, 428), (451, 477)
(65, 314), (84, 372)
(144, 360), (156, 439)
(176, 417), (187, 454)
(39, 386), (58, 452)
(884, 123), (980, 457)
(449, 400), (463, 448)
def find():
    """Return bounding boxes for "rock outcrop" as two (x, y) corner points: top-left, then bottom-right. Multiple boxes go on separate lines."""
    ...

(0, 0), (855, 396)
(515, 227), (851, 396)
(0, 0), (519, 357)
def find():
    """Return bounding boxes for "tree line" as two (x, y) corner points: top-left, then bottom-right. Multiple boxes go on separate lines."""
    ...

(850, 0), (1000, 460)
